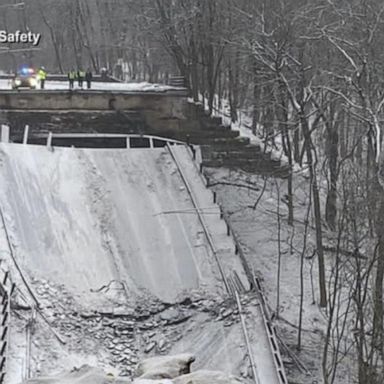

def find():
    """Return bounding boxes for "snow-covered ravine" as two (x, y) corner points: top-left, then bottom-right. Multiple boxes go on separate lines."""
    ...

(205, 167), (356, 384)
(0, 144), (268, 383)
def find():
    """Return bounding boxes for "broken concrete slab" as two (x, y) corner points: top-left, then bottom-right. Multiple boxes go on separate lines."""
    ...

(136, 354), (195, 380)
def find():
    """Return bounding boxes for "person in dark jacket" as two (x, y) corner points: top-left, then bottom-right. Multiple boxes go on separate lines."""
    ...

(77, 69), (85, 89)
(85, 69), (93, 89)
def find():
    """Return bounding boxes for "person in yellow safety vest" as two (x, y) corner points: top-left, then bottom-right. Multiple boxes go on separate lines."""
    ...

(37, 66), (47, 89)
(77, 69), (86, 89)
(68, 69), (76, 90)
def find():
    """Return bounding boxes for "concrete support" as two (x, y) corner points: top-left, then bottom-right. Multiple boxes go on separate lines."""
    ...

(23, 125), (29, 144)
(0, 125), (9, 143)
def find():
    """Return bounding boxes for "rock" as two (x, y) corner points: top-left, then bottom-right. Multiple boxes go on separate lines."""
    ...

(143, 322), (156, 329)
(159, 308), (180, 322)
(80, 311), (96, 319)
(199, 300), (215, 312)
(115, 344), (126, 352)
(133, 380), (173, 384)
(239, 364), (251, 378)
(136, 353), (195, 380)
(173, 370), (244, 384)
(102, 319), (114, 326)
(179, 297), (192, 306)
(144, 342), (157, 354)
(158, 339), (166, 350)
(113, 307), (135, 317)
(159, 308), (191, 325)
(116, 355), (128, 363)
(99, 308), (114, 316)
(220, 308), (233, 319)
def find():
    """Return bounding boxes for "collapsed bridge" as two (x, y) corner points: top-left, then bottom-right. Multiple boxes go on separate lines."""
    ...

(0, 139), (287, 384)
(0, 80), (289, 383)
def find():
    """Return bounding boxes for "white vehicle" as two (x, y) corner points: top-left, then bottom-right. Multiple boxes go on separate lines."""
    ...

(11, 67), (38, 89)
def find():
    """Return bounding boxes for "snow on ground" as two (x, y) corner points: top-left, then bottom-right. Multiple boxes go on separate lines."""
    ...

(205, 167), (356, 384)
(0, 80), (182, 92)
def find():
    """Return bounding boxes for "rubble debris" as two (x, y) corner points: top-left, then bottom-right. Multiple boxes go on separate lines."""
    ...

(174, 370), (244, 384)
(144, 342), (157, 354)
(136, 353), (195, 380)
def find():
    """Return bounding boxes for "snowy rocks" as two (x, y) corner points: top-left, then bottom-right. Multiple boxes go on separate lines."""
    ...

(173, 370), (244, 384)
(23, 365), (132, 384)
(133, 355), (245, 384)
(144, 341), (157, 354)
(134, 380), (174, 384)
(136, 353), (195, 380)
(159, 307), (191, 325)
(219, 308), (233, 320)
(157, 338), (167, 351)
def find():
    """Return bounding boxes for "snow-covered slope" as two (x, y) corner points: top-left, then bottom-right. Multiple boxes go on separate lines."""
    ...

(0, 144), (231, 305)
(0, 143), (283, 384)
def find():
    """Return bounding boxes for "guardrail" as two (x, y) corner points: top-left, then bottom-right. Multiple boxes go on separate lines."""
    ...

(0, 268), (13, 384)
(26, 132), (186, 149)
(0, 74), (121, 83)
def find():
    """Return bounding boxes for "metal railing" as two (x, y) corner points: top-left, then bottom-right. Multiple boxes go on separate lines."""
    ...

(27, 131), (186, 149)
(0, 269), (13, 384)
(185, 142), (288, 384)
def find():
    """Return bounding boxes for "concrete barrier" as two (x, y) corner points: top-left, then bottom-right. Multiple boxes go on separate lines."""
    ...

(0, 74), (121, 83)
(0, 90), (187, 117)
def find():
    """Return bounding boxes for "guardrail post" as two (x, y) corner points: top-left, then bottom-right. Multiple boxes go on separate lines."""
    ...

(47, 132), (53, 149)
(23, 125), (29, 144)
(0, 269), (11, 384)
(126, 136), (131, 149)
(0, 125), (9, 144)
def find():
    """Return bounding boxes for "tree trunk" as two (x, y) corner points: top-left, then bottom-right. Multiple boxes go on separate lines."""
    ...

(325, 119), (339, 230)
(301, 113), (327, 307)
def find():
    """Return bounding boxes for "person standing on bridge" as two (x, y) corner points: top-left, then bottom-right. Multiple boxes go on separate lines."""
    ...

(37, 66), (47, 89)
(77, 69), (85, 89)
(85, 68), (93, 89)
(68, 69), (76, 90)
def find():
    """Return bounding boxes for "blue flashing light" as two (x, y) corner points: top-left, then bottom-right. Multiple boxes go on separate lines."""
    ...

(19, 67), (34, 75)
